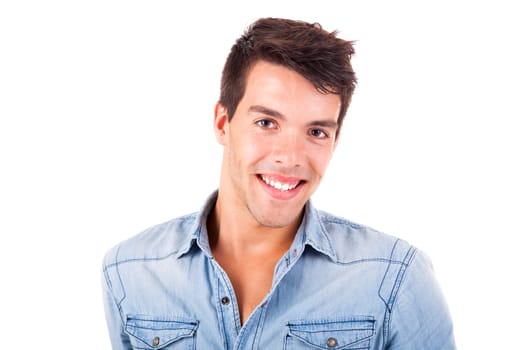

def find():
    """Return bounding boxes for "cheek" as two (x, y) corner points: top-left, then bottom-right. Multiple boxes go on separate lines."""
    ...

(308, 148), (335, 176)
(229, 134), (267, 166)
(247, 132), (273, 154)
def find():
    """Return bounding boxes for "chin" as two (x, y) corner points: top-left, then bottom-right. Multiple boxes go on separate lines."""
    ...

(252, 206), (305, 229)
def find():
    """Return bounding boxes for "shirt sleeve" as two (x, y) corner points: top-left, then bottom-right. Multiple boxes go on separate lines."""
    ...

(101, 257), (133, 350)
(386, 249), (457, 349)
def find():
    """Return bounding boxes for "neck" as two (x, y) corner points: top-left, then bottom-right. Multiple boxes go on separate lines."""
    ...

(207, 194), (301, 258)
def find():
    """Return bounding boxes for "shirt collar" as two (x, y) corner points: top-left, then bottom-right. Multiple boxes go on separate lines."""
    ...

(177, 191), (336, 260)
(288, 200), (337, 262)
(175, 191), (218, 258)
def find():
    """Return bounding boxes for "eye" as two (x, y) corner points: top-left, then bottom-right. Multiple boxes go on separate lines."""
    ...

(256, 119), (277, 129)
(310, 128), (329, 139)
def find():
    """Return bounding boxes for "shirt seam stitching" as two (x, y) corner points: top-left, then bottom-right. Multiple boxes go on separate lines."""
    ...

(382, 244), (417, 347)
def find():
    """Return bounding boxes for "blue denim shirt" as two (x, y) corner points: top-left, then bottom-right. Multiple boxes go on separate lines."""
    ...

(102, 192), (456, 349)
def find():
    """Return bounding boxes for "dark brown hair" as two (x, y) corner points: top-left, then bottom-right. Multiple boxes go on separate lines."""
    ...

(219, 17), (357, 136)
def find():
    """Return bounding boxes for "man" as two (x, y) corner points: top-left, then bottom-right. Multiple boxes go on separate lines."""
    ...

(102, 17), (456, 349)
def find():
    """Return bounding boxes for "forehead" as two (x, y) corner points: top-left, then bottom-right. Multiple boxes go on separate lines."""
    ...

(244, 60), (313, 93)
(241, 61), (340, 121)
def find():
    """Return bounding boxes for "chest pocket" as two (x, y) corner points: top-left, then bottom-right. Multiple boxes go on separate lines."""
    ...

(125, 314), (198, 350)
(285, 317), (375, 350)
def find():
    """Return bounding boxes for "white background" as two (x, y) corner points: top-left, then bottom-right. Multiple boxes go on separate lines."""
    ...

(1, 1), (523, 348)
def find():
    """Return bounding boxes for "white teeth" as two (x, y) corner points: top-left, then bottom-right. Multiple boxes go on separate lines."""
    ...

(261, 175), (299, 192)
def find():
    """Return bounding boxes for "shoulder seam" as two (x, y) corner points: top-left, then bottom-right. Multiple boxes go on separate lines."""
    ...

(382, 243), (418, 344)
(104, 249), (184, 270)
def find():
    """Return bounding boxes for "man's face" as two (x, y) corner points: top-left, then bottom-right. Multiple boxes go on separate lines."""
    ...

(215, 60), (340, 229)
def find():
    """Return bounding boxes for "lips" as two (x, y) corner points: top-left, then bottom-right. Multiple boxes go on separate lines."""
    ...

(257, 173), (305, 197)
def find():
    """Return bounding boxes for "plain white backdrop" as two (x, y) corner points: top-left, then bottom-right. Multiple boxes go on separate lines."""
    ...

(1, 1), (523, 348)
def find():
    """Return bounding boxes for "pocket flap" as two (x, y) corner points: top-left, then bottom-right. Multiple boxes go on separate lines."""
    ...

(287, 316), (375, 349)
(125, 314), (198, 348)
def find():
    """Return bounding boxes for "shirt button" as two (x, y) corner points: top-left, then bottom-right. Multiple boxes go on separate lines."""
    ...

(221, 296), (230, 305)
(152, 336), (160, 346)
(326, 337), (337, 348)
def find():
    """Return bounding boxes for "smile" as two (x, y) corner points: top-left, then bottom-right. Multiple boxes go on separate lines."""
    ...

(259, 174), (303, 192)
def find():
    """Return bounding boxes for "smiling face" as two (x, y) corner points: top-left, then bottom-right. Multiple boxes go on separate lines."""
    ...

(214, 60), (341, 229)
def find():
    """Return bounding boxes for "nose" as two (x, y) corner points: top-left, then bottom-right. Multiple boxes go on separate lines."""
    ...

(270, 130), (305, 168)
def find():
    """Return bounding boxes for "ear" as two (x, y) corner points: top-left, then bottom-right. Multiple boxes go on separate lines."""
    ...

(214, 102), (229, 145)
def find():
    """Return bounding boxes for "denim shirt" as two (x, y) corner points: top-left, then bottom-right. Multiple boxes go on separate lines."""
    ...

(102, 192), (456, 349)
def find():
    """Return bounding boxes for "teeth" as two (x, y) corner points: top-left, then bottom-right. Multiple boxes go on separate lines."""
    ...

(261, 175), (300, 192)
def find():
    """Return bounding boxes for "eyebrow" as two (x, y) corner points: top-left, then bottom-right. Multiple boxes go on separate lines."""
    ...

(248, 105), (284, 119)
(248, 104), (339, 130)
(307, 119), (339, 131)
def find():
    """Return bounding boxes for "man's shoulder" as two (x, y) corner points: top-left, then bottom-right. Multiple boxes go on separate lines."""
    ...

(102, 212), (200, 268)
(314, 210), (415, 264)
